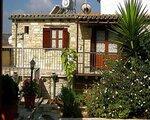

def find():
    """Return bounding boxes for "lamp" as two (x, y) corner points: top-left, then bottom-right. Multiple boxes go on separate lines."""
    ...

(30, 59), (36, 81)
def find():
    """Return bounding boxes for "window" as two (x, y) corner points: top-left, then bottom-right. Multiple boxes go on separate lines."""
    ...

(24, 26), (29, 34)
(95, 30), (117, 53)
(96, 30), (105, 42)
(43, 28), (69, 48)
(96, 30), (106, 53)
(108, 31), (118, 53)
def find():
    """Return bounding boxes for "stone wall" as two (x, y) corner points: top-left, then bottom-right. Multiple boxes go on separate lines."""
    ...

(11, 20), (92, 75)
(11, 20), (92, 97)
(11, 20), (78, 76)
(12, 21), (77, 48)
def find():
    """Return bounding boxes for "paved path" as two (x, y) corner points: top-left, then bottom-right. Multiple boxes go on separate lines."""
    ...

(16, 98), (60, 120)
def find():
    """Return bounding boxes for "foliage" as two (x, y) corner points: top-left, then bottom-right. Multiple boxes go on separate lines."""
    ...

(112, 0), (150, 61)
(61, 48), (78, 87)
(84, 0), (150, 118)
(0, 74), (19, 106)
(59, 86), (82, 118)
(75, 92), (85, 107)
(84, 58), (150, 118)
(22, 79), (39, 96)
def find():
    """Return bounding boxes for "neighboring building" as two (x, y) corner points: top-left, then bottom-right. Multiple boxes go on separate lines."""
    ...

(2, 34), (12, 68)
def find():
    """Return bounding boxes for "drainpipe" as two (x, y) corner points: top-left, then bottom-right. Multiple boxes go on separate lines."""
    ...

(21, 33), (24, 80)
(83, 28), (85, 74)
(76, 20), (79, 74)
(14, 20), (18, 67)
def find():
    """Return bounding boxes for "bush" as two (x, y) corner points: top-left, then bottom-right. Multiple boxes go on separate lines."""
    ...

(59, 86), (82, 118)
(75, 92), (85, 107)
(84, 58), (150, 118)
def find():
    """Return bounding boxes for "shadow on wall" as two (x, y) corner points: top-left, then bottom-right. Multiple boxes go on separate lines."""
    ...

(39, 78), (50, 98)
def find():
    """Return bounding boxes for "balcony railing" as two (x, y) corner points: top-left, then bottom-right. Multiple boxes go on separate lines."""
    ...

(2, 47), (63, 77)
(2, 47), (118, 77)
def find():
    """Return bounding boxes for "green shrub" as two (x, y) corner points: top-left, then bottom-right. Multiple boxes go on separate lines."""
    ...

(84, 58), (150, 118)
(59, 86), (82, 118)
(75, 92), (85, 107)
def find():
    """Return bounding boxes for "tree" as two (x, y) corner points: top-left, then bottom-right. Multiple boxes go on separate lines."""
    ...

(112, 0), (150, 61)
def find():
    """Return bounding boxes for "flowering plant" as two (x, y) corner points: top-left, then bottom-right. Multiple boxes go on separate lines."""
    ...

(84, 58), (150, 118)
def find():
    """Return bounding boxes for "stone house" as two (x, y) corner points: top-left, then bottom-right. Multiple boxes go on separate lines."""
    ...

(8, 13), (119, 94)
(8, 12), (150, 94)
(9, 13), (120, 76)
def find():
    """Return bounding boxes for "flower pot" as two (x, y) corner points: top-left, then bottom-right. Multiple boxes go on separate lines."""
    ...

(24, 95), (36, 109)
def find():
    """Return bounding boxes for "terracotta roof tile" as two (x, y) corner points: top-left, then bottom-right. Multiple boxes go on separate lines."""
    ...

(9, 13), (150, 22)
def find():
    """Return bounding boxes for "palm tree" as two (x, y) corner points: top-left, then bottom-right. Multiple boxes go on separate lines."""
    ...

(112, 0), (150, 61)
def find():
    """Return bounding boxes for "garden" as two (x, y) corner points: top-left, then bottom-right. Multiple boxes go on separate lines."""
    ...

(0, 0), (150, 119)
(58, 0), (150, 118)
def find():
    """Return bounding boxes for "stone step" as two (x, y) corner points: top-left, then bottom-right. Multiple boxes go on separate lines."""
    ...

(17, 103), (61, 120)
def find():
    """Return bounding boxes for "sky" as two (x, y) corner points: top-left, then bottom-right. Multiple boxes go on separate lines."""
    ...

(3, 0), (150, 34)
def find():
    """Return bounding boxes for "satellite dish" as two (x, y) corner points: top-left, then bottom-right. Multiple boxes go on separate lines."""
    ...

(62, 0), (71, 8)
(81, 3), (92, 14)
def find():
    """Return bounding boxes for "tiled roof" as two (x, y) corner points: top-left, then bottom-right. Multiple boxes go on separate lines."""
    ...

(77, 14), (118, 20)
(9, 13), (150, 21)
(9, 14), (76, 20)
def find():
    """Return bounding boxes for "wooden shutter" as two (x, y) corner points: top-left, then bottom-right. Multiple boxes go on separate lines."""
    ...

(43, 28), (52, 48)
(90, 29), (96, 68)
(62, 28), (69, 48)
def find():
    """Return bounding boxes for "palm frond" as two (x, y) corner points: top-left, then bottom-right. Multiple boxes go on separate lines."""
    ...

(112, 0), (150, 60)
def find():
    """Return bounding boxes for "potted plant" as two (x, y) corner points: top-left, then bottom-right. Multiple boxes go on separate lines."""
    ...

(22, 79), (39, 109)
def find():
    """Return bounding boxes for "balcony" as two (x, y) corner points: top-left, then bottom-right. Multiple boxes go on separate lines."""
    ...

(2, 47), (118, 77)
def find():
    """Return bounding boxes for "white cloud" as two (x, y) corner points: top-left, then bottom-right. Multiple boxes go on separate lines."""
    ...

(27, 0), (54, 12)
(101, 0), (150, 14)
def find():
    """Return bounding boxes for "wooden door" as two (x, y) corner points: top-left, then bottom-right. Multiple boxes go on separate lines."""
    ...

(91, 29), (118, 69)
(95, 30), (107, 68)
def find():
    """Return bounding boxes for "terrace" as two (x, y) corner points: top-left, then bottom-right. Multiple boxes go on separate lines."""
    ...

(2, 47), (117, 77)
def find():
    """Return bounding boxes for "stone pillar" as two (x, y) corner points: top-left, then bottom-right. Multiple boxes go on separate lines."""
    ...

(50, 78), (56, 99)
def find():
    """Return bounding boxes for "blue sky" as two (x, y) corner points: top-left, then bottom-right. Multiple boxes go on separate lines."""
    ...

(3, 0), (101, 33)
(3, 0), (150, 34)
